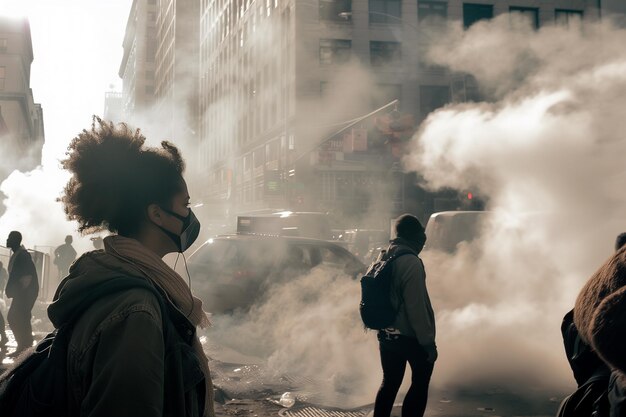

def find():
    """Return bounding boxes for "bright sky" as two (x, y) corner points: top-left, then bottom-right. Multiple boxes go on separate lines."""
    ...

(0, 1), (132, 250)
(0, 0), (132, 165)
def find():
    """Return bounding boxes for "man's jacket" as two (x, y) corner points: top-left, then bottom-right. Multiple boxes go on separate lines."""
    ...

(386, 238), (436, 348)
(48, 251), (207, 417)
(6, 246), (38, 299)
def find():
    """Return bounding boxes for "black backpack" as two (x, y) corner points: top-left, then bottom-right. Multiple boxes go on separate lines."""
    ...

(359, 248), (416, 330)
(0, 277), (168, 417)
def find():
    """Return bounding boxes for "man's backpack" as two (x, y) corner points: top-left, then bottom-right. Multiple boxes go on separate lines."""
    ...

(0, 277), (168, 417)
(359, 248), (416, 330)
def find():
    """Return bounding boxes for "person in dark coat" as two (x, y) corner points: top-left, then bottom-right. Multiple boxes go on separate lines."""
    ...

(5, 231), (39, 356)
(374, 214), (437, 417)
(573, 234), (626, 416)
(49, 118), (214, 417)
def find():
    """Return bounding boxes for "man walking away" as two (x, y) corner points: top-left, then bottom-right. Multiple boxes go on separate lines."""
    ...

(5, 231), (39, 356)
(54, 235), (77, 279)
(374, 214), (437, 417)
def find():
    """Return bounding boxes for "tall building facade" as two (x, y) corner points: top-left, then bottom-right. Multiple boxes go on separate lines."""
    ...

(198, 0), (604, 223)
(154, 0), (200, 142)
(0, 17), (44, 178)
(119, 0), (158, 118)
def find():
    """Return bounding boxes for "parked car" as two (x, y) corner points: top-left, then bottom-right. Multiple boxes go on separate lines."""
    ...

(341, 229), (389, 262)
(187, 234), (366, 314)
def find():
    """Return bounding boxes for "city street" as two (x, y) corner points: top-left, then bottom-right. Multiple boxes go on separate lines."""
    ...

(1, 1), (626, 416)
(0, 324), (566, 417)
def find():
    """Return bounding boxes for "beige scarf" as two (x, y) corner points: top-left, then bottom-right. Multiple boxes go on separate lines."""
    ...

(103, 235), (215, 417)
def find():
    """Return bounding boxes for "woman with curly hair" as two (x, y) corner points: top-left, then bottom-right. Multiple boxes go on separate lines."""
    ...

(47, 118), (214, 417)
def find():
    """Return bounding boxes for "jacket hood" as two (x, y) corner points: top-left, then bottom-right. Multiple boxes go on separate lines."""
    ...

(48, 250), (146, 328)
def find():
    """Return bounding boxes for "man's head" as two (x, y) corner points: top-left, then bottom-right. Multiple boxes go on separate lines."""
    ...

(395, 214), (426, 249)
(65, 235), (73, 244)
(6, 231), (22, 251)
(616, 233), (626, 251)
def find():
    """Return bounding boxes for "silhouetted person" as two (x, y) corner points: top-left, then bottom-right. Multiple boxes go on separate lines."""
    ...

(5, 231), (39, 356)
(0, 261), (7, 348)
(54, 235), (77, 278)
(374, 214), (437, 417)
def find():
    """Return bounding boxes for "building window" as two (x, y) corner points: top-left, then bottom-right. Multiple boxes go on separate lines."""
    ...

(370, 41), (401, 67)
(0, 67), (5, 91)
(369, 0), (402, 24)
(510, 6), (539, 29)
(463, 3), (494, 28)
(420, 85), (450, 117)
(555, 9), (583, 28)
(320, 0), (352, 21)
(0, 39), (6, 53)
(418, 1), (447, 23)
(320, 39), (352, 65)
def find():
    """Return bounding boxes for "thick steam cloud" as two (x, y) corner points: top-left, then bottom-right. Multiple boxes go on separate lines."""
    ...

(404, 16), (626, 391)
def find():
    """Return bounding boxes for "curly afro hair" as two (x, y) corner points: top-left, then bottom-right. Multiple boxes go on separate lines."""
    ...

(61, 117), (186, 236)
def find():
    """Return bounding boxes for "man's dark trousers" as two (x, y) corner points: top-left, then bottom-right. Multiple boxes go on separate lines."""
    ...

(374, 334), (434, 417)
(7, 294), (36, 351)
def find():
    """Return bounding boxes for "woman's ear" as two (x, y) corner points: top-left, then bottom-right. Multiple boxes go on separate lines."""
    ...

(146, 203), (164, 226)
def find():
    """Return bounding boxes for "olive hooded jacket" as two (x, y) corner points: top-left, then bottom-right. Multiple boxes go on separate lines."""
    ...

(48, 250), (208, 417)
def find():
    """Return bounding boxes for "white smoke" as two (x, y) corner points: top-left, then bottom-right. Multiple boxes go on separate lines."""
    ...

(403, 16), (626, 391)
(204, 266), (380, 408)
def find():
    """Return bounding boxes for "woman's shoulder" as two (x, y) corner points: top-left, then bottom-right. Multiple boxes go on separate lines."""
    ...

(68, 283), (165, 356)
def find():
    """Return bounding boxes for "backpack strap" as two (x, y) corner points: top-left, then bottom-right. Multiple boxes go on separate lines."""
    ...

(385, 248), (418, 263)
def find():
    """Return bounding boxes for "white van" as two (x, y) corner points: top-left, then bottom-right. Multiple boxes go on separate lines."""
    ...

(424, 211), (490, 253)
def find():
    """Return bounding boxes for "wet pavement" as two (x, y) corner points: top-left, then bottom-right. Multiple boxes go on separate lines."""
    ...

(214, 388), (563, 417)
(209, 357), (565, 417)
